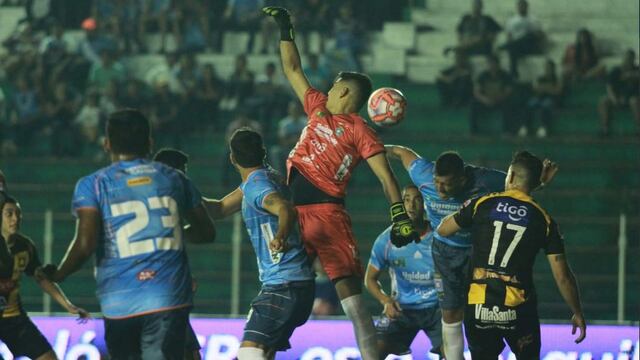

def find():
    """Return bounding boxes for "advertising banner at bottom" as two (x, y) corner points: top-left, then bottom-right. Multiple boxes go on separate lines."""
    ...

(0, 316), (637, 360)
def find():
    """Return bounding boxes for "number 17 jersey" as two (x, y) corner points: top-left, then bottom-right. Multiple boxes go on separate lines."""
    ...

(72, 159), (202, 318)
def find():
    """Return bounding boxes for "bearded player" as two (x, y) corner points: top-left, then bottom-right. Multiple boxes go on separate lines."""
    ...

(263, 7), (419, 359)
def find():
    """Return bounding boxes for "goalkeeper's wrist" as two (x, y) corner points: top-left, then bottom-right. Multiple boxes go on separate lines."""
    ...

(277, 20), (294, 41)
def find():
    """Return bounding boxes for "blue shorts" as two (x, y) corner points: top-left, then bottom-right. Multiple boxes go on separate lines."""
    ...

(244, 280), (315, 351)
(104, 307), (190, 359)
(432, 240), (472, 310)
(376, 307), (443, 356)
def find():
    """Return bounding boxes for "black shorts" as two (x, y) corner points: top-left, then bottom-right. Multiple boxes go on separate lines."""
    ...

(375, 307), (443, 356)
(185, 321), (201, 351)
(0, 314), (52, 359)
(104, 306), (191, 360)
(243, 280), (315, 351)
(464, 301), (541, 360)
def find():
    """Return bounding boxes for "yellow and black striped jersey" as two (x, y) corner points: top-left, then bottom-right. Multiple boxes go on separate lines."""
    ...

(453, 189), (564, 308)
(0, 233), (41, 318)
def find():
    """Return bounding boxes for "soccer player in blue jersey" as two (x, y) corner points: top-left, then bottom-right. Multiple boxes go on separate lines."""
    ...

(41, 109), (216, 359)
(205, 128), (315, 360)
(385, 145), (557, 360)
(365, 185), (442, 359)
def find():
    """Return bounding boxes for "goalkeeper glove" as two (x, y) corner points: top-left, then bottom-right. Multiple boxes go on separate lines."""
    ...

(389, 202), (419, 247)
(262, 6), (295, 41)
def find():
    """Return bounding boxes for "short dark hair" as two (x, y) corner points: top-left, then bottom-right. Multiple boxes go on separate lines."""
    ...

(153, 148), (189, 173)
(435, 151), (465, 178)
(2, 194), (18, 207)
(106, 109), (151, 157)
(510, 150), (542, 189)
(337, 71), (372, 111)
(229, 127), (266, 168)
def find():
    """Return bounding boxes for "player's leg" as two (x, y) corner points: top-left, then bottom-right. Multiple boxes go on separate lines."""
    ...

(104, 316), (142, 359)
(139, 307), (190, 360)
(239, 280), (315, 359)
(184, 321), (202, 360)
(375, 310), (420, 359)
(464, 307), (505, 360)
(432, 240), (472, 360)
(421, 307), (444, 358)
(298, 203), (379, 360)
(0, 314), (57, 360)
(504, 303), (541, 360)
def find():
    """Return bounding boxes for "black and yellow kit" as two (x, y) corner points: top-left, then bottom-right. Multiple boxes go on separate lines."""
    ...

(0, 233), (52, 358)
(453, 189), (565, 359)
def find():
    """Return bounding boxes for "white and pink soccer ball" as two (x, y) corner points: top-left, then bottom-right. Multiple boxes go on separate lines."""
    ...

(367, 87), (407, 127)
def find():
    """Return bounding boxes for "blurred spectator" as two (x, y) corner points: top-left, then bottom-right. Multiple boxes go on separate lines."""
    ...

(303, 53), (331, 92)
(436, 50), (473, 107)
(77, 18), (118, 65)
(140, 0), (176, 53)
(5, 75), (42, 153)
(222, 111), (263, 188)
(42, 82), (81, 157)
(521, 59), (562, 138)
(451, 0), (501, 56)
(222, 0), (264, 53)
(221, 54), (254, 111)
(99, 80), (119, 116)
(175, 53), (202, 129)
(119, 0), (146, 53)
(24, 0), (52, 31)
(469, 54), (515, 135)
(88, 50), (126, 91)
(597, 50), (640, 137)
(253, 61), (288, 133)
(145, 52), (182, 93)
(150, 79), (181, 145)
(562, 29), (606, 82)
(311, 259), (340, 316)
(333, 3), (365, 71)
(74, 89), (103, 148)
(175, 1), (208, 53)
(294, 0), (329, 54)
(499, 0), (545, 77)
(118, 79), (149, 112)
(195, 63), (224, 130)
(270, 101), (306, 174)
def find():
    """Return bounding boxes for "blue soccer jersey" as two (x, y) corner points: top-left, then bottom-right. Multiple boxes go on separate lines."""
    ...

(71, 159), (201, 318)
(408, 157), (505, 247)
(239, 168), (314, 286)
(369, 227), (438, 309)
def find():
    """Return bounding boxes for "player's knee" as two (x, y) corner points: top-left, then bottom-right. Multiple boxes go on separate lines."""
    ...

(441, 308), (464, 323)
(333, 276), (363, 299)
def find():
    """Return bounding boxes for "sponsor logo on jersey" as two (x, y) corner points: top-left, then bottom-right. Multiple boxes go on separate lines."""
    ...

(413, 250), (423, 259)
(475, 304), (517, 323)
(137, 269), (156, 281)
(391, 258), (406, 267)
(335, 126), (344, 137)
(401, 271), (433, 283)
(127, 176), (152, 187)
(314, 124), (338, 145)
(495, 202), (529, 222)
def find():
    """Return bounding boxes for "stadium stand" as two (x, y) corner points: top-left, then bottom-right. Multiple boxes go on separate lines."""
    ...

(1, 0), (638, 323)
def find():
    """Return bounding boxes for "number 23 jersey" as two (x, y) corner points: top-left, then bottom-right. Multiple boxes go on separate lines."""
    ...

(72, 159), (202, 318)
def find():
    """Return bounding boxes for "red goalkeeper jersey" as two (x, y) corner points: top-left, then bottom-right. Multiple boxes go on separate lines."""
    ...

(286, 88), (385, 198)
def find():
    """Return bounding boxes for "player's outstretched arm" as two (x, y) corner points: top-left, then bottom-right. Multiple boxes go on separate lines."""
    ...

(547, 253), (586, 343)
(48, 208), (100, 282)
(384, 145), (420, 171)
(261, 192), (297, 253)
(367, 153), (403, 204)
(184, 203), (216, 244)
(203, 188), (243, 219)
(437, 214), (462, 237)
(364, 264), (402, 319)
(33, 273), (90, 323)
(263, 6), (311, 104)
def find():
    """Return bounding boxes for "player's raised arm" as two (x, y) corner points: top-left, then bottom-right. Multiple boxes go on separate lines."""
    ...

(384, 144), (420, 171)
(261, 192), (297, 253)
(203, 188), (243, 219)
(547, 253), (586, 343)
(46, 208), (100, 282)
(263, 6), (311, 104)
(184, 203), (216, 244)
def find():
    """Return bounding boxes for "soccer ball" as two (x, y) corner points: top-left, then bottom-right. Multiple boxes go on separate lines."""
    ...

(367, 87), (407, 127)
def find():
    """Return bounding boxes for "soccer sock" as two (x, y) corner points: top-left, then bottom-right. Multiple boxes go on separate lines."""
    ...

(237, 347), (267, 360)
(442, 320), (464, 360)
(341, 294), (379, 360)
